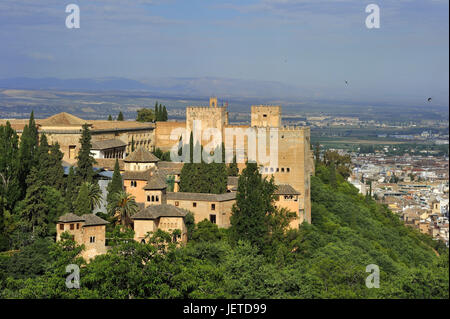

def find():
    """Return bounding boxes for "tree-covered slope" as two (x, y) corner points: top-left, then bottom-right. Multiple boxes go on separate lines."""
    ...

(0, 165), (447, 299)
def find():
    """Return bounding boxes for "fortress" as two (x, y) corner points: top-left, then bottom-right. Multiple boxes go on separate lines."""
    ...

(154, 97), (314, 224)
(3, 97), (313, 259)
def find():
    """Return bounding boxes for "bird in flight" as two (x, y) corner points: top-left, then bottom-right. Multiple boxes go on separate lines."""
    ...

(427, 97), (432, 102)
(345, 80), (348, 85)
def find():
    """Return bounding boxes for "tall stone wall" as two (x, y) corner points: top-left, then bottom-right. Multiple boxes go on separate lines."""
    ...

(154, 121), (186, 152)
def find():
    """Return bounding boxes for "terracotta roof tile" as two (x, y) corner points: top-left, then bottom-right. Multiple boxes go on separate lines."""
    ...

(132, 204), (188, 220)
(124, 148), (160, 163)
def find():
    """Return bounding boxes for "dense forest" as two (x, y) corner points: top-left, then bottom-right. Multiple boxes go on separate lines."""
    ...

(0, 155), (447, 298)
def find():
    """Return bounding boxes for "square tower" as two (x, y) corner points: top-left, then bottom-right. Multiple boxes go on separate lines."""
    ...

(251, 105), (281, 128)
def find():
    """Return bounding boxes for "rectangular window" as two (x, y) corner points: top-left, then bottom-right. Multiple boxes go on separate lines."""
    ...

(147, 195), (151, 202)
(70, 224), (74, 230)
(287, 168), (290, 172)
(59, 224), (64, 230)
(90, 236), (95, 243)
(76, 223), (80, 229)
(69, 145), (76, 159)
(193, 202), (197, 208)
(175, 201), (179, 206)
(211, 204), (216, 210)
(210, 214), (216, 224)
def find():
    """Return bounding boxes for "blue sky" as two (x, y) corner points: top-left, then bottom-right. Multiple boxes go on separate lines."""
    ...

(0, 0), (448, 105)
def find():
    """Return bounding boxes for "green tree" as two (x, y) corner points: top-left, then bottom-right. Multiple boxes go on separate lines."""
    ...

(191, 219), (223, 242)
(36, 134), (64, 192)
(18, 112), (39, 197)
(74, 182), (91, 215)
(19, 167), (49, 238)
(184, 212), (195, 240)
(0, 122), (21, 212)
(329, 161), (337, 188)
(162, 106), (168, 121)
(75, 182), (102, 213)
(47, 143), (65, 192)
(75, 124), (96, 184)
(131, 137), (135, 152)
(154, 101), (160, 121)
(65, 166), (77, 212)
(107, 191), (138, 228)
(106, 159), (123, 209)
(136, 108), (155, 122)
(229, 162), (276, 251)
(107, 115), (113, 121)
(227, 155), (239, 176)
(117, 111), (124, 121)
(323, 150), (351, 179)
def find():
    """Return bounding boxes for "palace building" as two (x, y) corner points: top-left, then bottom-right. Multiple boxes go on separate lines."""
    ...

(44, 97), (313, 259)
(0, 112), (155, 164)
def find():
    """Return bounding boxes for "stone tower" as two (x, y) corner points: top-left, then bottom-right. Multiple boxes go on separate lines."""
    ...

(250, 106), (313, 224)
(186, 98), (228, 133)
(251, 105), (281, 128)
(209, 97), (218, 108)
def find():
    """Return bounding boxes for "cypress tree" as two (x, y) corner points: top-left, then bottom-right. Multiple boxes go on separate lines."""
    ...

(330, 161), (337, 188)
(75, 123), (96, 184)
(0, 122), (21, 211)
(108, 115), (112, 121)
(47, 143), (65, 192)
(228, 155), (239, 176)
(18, 111), (39, 196)
(117, 111), (124, 121)
(20, 167), (49, 237)
(66, 166), (76, 212)
(106, 159), (123, 208)
(162, 105), (168, 121)
(229, 162), (276, 250)
(154, 101), (159, 121)
(74, 182), (91, 215)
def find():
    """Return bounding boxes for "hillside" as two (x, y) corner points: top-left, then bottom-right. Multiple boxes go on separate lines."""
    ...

(0, 165), (448, 299)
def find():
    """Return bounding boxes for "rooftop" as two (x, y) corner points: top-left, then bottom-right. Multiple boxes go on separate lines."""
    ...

(124, 148), (160, 163)
(57, 213), (109, 226)
(91, 138), (127, 150)
(131, 204), (188, 220)
(275, 184), (300, 195)
(143, 172), (167, 190)
(40, 112), (88, 126)
(122, 169), (153, 181)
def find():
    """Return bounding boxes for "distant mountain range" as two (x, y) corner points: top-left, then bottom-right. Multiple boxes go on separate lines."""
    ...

(0, 76), (319, 100)
(0, 77), (150, 92)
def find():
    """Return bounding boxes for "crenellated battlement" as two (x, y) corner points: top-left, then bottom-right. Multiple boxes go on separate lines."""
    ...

(186, 106), (227, 111)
